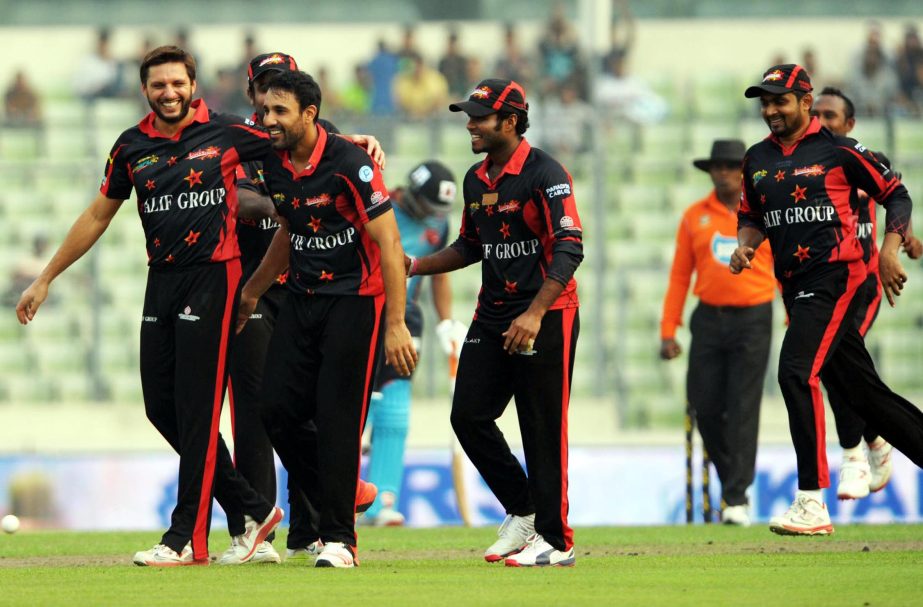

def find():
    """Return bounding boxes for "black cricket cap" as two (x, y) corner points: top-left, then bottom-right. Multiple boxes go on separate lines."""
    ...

(248, 52), (298, 83)
(744, 64), (813, 98)
(449, 78), (529, 117)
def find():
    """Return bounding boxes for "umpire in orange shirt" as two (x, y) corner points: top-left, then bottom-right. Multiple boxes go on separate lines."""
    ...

(660, 139), (776, 526)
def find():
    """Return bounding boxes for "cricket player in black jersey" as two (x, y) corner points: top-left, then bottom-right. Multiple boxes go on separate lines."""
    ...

(810, 87), (922, 502)
(407, 79), (583, 567)
(226, 52), (380, 564)
(16, 46), (283, 566)
(730, 64), (923, 536)
(236, 70), (416, 568)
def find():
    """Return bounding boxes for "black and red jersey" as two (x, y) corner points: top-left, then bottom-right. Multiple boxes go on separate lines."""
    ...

(450, 138), (583, 326)
(101, 99), (269, 268)
(236, 117), (340, 283)
(263, 125), (391, 297)
(738, 117), (911, 287)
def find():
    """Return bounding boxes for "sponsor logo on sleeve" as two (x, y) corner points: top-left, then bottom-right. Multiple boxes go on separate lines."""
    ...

(358, 165), (374, 183)
(560, 215), (575, 229)
(370, 191), (385, 205)
(545, 183), (571, 198)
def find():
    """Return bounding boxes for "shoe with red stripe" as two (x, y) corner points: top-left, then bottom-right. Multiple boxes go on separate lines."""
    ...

(504, 534), (575, 568)
(132, 542), (208, 567)
(868, 439), (893, 492)
(218, 506), (285, 565)
(356, 480), (378, 514)
(314, 542), (358, 568)
(769, 493), (834, 536)
(484, 513), (534, 562)
(837, 455), (871, 500)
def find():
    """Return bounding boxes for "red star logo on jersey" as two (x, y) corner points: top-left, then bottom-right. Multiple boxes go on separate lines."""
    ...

(167, 156), (177, 166)
(309, 216), (322, 233)
(277, 271), (288, 285)
(166, 254), (175, 263)
(775, 170), (785, 182)
(184, 168), (203, 188)
(145, 179), (155, 191)
(499, 222), (511, 239)
(319, 270), (334, 281)
(485, 205), (495, 216)
(292, 197), (301, 209)
(153, 237), (161, 247)
(504, 280), (518, 294)
(793, 244), (811, 262)
(184, 230), (201, 246)
(791, 184), (807, 203)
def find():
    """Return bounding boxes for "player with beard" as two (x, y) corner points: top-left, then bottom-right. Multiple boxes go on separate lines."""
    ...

(237, 70), (416, 568)
(16, 46), (290, 566)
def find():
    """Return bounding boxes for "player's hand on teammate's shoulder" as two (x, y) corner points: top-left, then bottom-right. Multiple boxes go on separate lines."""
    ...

(15, 278), (48, 325)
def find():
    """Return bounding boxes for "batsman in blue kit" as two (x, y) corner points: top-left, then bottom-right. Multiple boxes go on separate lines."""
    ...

(362, 160), (468, 526)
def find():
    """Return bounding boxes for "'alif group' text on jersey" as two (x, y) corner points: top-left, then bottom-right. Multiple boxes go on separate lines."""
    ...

(263, 125), (390, 297)
(101, 99), (269, 268)
(739, 117), (911, 286)
(450, 139), (583, 326)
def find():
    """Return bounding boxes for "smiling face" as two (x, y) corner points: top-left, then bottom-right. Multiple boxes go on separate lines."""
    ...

(465, 112), (518, 155)
(142, 62), (195, 125)
(760, 91), (812, 141)
(262, 88), (315, 151)
(811, 94), (855, 137)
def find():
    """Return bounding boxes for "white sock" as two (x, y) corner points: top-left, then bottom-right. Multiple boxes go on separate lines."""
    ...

(798, 489), (823, 503)
(843, 445), (864, 460)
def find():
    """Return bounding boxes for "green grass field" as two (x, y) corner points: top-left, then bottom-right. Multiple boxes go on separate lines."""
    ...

(1, 525), (922, 606)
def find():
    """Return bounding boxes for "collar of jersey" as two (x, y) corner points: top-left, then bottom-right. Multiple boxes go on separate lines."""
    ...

(768, 115), (821, 156)
(278, 124), (328, 178)
(475, 137), (531, 187)
(138, 99), (210, 141)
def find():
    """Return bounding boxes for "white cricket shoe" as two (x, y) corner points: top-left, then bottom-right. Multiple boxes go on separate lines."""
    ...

(250, 541), (281, 564)
(868, 440), (894, 492)
(769, 492), (834, 536)
(504, 534), (575, 568)
(314, 542), (357, 568)
(217, 507), (285, 565)
(133, 542), (207, 567)
(837, 455), (871, 500)
(484, 513), (535, 563)
(721, 504), (751, 527)
(286, 540), (323, 561)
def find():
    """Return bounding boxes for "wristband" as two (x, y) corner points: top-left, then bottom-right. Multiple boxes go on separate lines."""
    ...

(407, 255), (418, 277)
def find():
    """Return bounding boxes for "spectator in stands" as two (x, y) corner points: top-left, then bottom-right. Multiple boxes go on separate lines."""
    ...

(367, 39), (399, 117)
(72, 27), (123, 102)
(394, 53), (448, 120)
(398, 24), (420, 70)
(895, 24), (923, 116)
(339, 63), (372, 119)
(850, 20), (899, 117)
(438, 28), (470, 98)
(600, 0), (635, 73)
(3, 70), (42, 128)
(493, 23), (534, 92)
(660, 139), (776, 527)
(595, 46), (667, 124)
(537, 2), (586, 99)
(203, 67), (249, 117)
(540, 80), (592, 169)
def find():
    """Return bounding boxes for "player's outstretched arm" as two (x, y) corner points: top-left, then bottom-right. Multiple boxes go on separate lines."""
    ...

(237, 220), (291, 334)
(16, 193), (123, 324)
(367, 210), (418, 376)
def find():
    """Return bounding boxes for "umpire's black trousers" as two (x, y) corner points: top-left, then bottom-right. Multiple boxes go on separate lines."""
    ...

(687, 300), (772, 507)
(451, 308), (579, 552)
(261, 293), (383, 548)
(780, 262), (923, 490)
(140, 260), (274, 560)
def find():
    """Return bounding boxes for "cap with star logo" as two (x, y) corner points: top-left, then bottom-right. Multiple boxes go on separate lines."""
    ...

(449, 78), (529, 117)
(248, 52), (298, 84)
(744, 64), (813, 98)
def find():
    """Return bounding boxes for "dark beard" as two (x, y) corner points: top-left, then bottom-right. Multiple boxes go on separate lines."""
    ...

(148, 96), (192, 124)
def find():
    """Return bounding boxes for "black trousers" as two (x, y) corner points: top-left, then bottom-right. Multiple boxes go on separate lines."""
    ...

(825, 272), (881, 449)
(779, 262), (923, 490)
(140, 261), (273, 559)
(261, 293), (383, 547)
(451, 308), (579, 552)
(687, 301), (772, 507)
